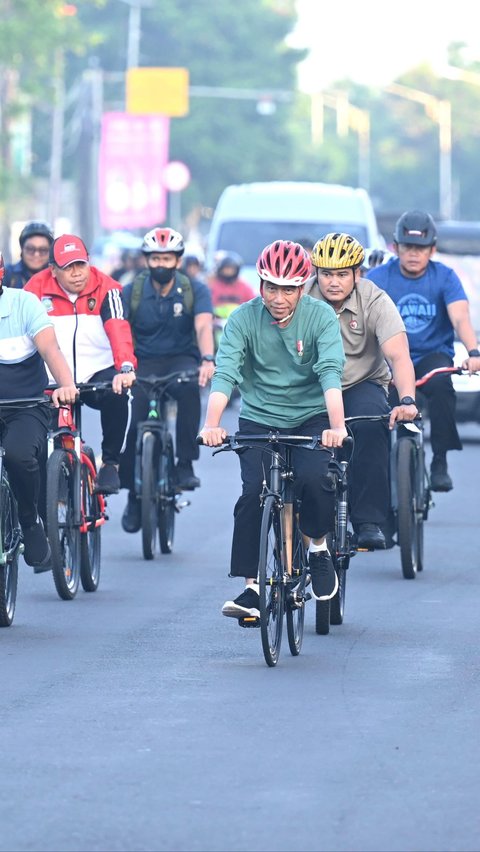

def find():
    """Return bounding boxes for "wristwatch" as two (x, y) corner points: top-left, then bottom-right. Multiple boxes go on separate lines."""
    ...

(468, 348), (480, 357)
(120, 363), (135, 373)
(399, 396), (416, 406)
(201, 355), (215, 364)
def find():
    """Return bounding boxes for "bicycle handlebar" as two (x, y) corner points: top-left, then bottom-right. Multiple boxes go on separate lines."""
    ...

(46, 381), (115, 395)
(135, 369), (199, 389)
(415, 366), (473, 387)
(197, 432), (354, 450)
(0, 396), (50, 407)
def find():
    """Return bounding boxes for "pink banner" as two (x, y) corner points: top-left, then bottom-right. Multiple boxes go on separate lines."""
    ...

(98, 112), (170, 229)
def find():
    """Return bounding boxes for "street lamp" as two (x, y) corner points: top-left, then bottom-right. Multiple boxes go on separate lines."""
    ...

(310, 92), (370, 191)
(385, 82), (452, 219)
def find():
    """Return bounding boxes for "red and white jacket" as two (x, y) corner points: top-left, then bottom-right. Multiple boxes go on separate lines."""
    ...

(25, 266), (137, 383)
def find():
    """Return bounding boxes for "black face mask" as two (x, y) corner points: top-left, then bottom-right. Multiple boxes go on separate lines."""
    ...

(150, 266), (175, 286)
(218, 272), (237, 283)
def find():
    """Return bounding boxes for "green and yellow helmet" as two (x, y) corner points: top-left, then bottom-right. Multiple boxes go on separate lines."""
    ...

(311, 233), (365, 269)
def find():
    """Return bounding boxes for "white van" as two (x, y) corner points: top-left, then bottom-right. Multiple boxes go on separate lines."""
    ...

(206, 181), (384, 288)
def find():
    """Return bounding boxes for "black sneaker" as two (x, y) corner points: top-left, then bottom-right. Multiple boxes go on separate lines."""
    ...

(430, 454), (453, 492)
(93, 463), (120, 495)
(121, 492), (141, 533)
(22, 516), (52, 573)
(308, 551), (338, 601)
(176, 461), (200, 491)
(355, 523), (386, 550)
(222, 587), (260, 619)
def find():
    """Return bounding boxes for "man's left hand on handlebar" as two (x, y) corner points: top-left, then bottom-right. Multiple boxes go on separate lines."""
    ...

(321, 426), (349, 448)
(389, 401), (418, 429)
(462, 354), (480, 375)
(112, 370), (136, 394)
(198, 360), (215, 388)
(51, 384), (79, 408)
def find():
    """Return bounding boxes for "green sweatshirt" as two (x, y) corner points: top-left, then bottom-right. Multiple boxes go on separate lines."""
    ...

(211, 295), (345, 428)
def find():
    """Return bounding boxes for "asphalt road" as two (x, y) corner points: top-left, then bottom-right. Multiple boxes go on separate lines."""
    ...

(1, 400), (479, 852)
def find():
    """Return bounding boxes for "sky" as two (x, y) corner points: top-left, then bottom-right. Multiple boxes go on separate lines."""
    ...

(291, 0), (478, 91)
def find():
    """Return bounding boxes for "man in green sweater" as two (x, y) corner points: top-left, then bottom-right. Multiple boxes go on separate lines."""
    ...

(199, 240), (347, 620)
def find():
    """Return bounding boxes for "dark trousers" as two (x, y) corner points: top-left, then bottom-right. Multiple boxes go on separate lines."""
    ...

(414, 352), (462, 455)
(343, 381), (390, 527)
(230, 416), (335, 580)
(80, 367), (132, 465)
(2, 407), (49, 528)
(119, 355), (200, 492)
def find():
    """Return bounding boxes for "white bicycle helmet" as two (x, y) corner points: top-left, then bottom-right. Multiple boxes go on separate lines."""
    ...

(141, 227), (185, 256)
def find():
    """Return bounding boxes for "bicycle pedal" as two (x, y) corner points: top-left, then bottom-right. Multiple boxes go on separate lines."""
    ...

(304, 592), (312, 602)
(238, 616), (260, 629)
(175, 497), (191, 511)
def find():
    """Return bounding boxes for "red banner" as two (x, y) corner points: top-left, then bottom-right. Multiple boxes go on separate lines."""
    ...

(99, 112), (170, 229)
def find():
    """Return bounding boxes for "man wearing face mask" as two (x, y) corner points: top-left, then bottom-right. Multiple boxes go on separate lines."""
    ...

(119, 226), (215, 533)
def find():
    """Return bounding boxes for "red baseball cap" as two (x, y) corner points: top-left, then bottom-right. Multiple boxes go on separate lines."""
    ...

(51, 234), (89, 268)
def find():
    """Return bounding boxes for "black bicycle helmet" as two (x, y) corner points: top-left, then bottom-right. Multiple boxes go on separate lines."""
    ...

(215, 251), (243, 277)
(19, 220), (54, 247)
(394, 210), (437, 246)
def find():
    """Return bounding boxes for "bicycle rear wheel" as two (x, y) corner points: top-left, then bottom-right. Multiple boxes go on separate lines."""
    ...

(286, 515), (307, 656)
(258, 495), (285, 667)
(397, 438), (418, 580)
(141, 432), (157, 560)
(157, 434), (175, 554)
(80, 446), (101, 592)
(0, 476), (20, 627)
(46, 449), (80, 600)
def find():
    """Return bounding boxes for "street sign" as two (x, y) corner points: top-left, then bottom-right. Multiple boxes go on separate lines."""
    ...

(126, 67), (189, 116)
(162, 161), (191, 192)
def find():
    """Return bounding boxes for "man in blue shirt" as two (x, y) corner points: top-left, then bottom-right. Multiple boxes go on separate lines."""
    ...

(119, 226), (215, 532)
(367, 210), (480, 491)
(0, 251), (77, 571)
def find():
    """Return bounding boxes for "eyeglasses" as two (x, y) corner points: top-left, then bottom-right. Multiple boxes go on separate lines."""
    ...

(24, 246), (50, 256)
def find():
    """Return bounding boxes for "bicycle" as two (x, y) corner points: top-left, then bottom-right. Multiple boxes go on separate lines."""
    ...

(46, 383), (110, 601)
(205, 432), (349, 667)
(133, 370), (197, 561)
(0, 397), (48, 627)
(348, 365), (473, 580)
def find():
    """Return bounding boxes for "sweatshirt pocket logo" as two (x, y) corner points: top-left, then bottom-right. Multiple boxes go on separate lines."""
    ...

(87, 298), (96, 311)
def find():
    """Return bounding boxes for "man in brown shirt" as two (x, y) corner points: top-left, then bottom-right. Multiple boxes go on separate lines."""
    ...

(307, 233), (417, 549)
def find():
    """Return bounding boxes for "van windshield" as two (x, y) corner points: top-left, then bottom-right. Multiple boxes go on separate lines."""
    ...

(216, 222), (369, 265)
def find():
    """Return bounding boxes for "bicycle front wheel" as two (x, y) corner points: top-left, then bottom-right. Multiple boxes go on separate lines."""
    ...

(80, 446), (101, 592)
(286, 515), (307, 656)
(330, 553), (349, 625)
(157, 434), (175, 554)
(46, 449), (80, 600)
(258, 495), (285, 667)
(0, 476), (20, 627)
(141, 432), (157, 560)
(397, 438), (418, 580)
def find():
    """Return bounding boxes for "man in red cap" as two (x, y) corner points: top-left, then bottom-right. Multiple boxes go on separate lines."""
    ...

(25, 234), (137, 494)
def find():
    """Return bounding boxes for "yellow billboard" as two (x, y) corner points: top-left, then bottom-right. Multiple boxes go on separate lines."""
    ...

(126, 67), (189, 116)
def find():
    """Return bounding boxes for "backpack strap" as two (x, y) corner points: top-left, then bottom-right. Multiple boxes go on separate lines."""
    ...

(174, 271), (194, 314)
(128, 270), (149, 327)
